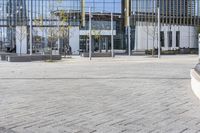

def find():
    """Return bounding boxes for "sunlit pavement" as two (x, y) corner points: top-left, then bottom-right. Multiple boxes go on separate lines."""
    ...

(0, 55), (200, 133)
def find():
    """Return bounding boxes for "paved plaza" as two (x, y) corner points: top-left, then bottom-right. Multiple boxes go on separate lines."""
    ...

(0, 55), (200, 133)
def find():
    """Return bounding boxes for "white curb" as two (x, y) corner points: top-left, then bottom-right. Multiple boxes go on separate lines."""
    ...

(191, 69), (200, 99)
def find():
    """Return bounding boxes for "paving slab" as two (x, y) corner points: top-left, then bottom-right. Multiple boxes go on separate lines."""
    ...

(0, 55), (199, 133)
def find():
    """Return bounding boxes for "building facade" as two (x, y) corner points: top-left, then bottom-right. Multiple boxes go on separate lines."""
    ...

(130, 0), (199, 52)
(6, 0), (27, 50)
(0, 0), (199, 54)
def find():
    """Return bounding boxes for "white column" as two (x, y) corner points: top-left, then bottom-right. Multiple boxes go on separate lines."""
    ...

(69, 27), (79, 55)
(199, 34), (200, 59)
(134, 22), (138, 51)
(16, 26), (27, 54)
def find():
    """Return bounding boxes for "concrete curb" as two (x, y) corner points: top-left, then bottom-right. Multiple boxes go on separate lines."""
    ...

(81, 52), (112, 57)
(191, 69), (200, 99)
(6, 55), (62, 62)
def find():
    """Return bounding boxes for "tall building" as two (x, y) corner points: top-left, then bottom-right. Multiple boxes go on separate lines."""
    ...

(158, 0), (188, 16)
(0, 0), (198, 54)
(130, 0), (198, 51)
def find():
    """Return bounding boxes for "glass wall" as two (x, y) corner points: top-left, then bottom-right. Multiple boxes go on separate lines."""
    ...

(27, 0), (80, 26)
(80, 0), (124, 52)
(0, 0), (199, 53)
(0, 0), (7, 50)
(0, 0), (123, 53)
(0, 0), (81, 52)
(85, 0), (121, 13)
(0, 0), (80, 27)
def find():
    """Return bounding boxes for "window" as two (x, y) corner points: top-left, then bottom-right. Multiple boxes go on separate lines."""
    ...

(168, 31), (172, 47)
(160, 31), (165, 47)
(176, 31), (180, 47)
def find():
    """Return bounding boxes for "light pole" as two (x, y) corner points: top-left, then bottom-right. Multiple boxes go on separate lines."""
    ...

(57, 16), (60, 55)
(111, 12), (114, 58)
(157, 7), (161, 59)
(89, 7), (92, 60)
(30, 0), (33, 55)
(128, 15), (131, 56)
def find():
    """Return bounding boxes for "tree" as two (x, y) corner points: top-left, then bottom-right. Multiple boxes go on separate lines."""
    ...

(34, 13), (58, 60)
(33, 15), (46, 54)
(32, 1), (73, 59)
(57, 10), (71, 57)
(46, 10), (73, 60)
(91, 13), (106, 53)
(93, 28), (102, 52)
(143, 22), (157, 56)
(15, 18), (28, 55)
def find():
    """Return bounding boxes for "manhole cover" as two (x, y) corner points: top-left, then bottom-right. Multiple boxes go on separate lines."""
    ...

(0, 127), (16, 133)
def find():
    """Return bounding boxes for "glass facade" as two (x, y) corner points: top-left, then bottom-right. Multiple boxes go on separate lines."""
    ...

(0, 0), (123, 53)
(130, 0), (198, 25)
(0, 0), (121, 26)
(85, 0), (121, 13)
(0, 0), (199, 53)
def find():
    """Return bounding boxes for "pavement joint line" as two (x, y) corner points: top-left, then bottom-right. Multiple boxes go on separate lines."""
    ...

(0, 77), (191, 80)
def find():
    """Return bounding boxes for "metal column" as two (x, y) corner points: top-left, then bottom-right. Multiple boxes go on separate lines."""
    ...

(124, 0), (131, 56)
(81, 0), (86, 27)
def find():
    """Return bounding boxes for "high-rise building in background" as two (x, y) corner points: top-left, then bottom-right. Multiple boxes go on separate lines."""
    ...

(130, 0), (198, 51)
(158, 0), (188, 16)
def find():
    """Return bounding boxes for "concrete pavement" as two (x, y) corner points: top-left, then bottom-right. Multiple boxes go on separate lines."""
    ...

(0, 55), (199, 133)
